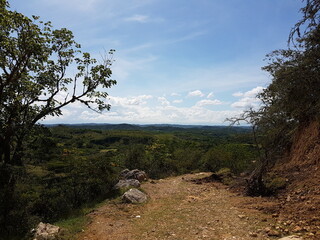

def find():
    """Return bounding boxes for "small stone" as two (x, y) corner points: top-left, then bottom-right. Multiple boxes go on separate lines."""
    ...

(264, 227), (271, 233)
(249, 232), (258, 237)
(292, 226), (302, 233)
(238, 214), (246, 219)
(267, 230), (281, 237)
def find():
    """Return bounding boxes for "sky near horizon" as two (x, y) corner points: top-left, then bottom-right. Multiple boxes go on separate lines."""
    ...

(10, 0), (303, 125)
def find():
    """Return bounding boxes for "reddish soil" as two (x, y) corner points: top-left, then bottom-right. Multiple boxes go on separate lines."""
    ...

(76, 173), (289, 240)
(256, 120), (320, 240)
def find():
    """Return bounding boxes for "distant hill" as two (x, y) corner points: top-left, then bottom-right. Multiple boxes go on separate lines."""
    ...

(45, 123), (251, 134)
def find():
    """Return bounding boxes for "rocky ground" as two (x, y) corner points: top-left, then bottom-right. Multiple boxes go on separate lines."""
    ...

(75, 173), (307, 240)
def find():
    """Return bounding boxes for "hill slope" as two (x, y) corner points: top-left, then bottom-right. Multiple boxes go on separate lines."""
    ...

(268, 121), (320, 238)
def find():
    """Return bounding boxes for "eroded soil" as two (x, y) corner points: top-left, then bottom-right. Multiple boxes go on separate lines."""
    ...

(76, 173), (286, 240)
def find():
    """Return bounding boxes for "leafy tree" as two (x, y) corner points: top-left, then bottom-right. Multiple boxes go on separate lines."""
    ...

(203, 146), (232, 172)
(0, 1), (116, 166)
(289, 0), (320, 45)
(0, 1), (115, 233)
(229, 0), (320, 196)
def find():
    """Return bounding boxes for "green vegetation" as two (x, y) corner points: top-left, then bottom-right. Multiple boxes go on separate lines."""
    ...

(0, 124), (259, 238)
(0, 1), (117, 238)
(230, 0), (320, 196)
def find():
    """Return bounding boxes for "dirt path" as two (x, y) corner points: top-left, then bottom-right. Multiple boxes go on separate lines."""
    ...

(76, 173), (278, 240)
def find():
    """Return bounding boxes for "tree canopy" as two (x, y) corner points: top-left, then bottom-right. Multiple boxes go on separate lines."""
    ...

(0, 1), (116, 165)
(229, 0), (320, 196)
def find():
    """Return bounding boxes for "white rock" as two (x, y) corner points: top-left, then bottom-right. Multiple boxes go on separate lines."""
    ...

(278, 236), (303, 240)
(33, 222), (60, 240)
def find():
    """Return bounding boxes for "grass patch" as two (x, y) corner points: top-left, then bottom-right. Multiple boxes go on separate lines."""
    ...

(54, 200), (108, 240)
(55, 215), (89, 240)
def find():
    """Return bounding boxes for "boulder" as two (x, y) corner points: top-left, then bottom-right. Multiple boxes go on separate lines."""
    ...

(33, 222), (60, 240)
(122, 188), (148, 203)
(119, 169), (130, 178)
(120, 169), (148, 181)
(114, 179), (141, 189)
(135, 171), (148, 182)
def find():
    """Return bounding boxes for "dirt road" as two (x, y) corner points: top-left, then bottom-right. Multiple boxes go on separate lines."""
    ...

(76, 173), (278, 240)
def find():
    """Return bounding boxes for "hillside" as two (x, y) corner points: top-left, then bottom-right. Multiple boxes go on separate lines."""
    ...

(265, 121), (320, 238)
(71, 121), (320, 240)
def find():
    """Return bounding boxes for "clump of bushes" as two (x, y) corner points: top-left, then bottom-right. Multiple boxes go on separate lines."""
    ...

(265, 176), (287, 193)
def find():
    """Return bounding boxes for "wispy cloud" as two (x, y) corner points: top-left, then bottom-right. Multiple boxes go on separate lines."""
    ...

(43, 0), (102, 12)
(122, 31), (206, 53)
(196, 99), (222, 107)
(124, 14), (149, 23)
(109, 95), (153, 106)
(207, 92), (214, 98)
(173, 99), (183, 104)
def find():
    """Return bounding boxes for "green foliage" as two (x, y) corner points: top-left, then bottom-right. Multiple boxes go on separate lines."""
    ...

(0, 124), (257, 238)
(203, 144), (257, 174)
(0, 3), (116, 236)
(215, 168), (234, 185)
(252, 13), (320, 162)
(226, 1), (320, 196)
(265, 176), (287, 193)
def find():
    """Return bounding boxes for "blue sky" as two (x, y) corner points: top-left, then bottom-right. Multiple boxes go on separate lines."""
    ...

(10, 0), (303, 125)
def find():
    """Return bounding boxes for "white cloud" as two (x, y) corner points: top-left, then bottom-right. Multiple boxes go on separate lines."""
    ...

(77, 104), (240, 125)
(188, 90), (205, 97)
(42, 92), (241, 125)
(109, 95), (152, 106)
(231, 86), (264, 109)
(158, 97), (170, 106)
(232, 92), (243, 97)
(171, 92), (181, 97)
(124, 14), (149, 23)
(196, 99), (222, 107)
(243, 86), (264, 97)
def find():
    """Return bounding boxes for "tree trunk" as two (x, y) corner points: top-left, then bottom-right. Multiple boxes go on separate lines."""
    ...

(246, 160), (267, 196)
(3, 137), (11, 165)
(12, 137), (24, 166)
(0, 165), (15, 235)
